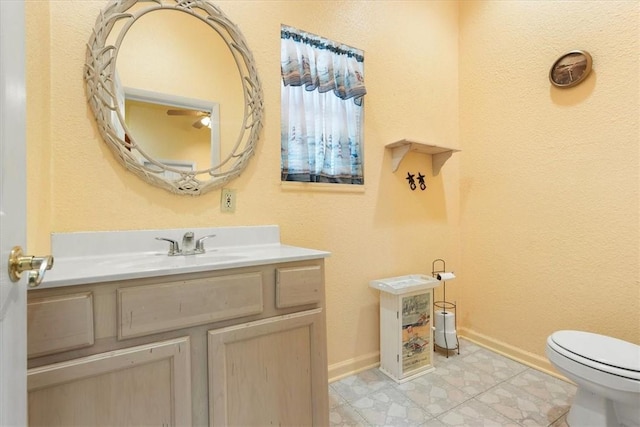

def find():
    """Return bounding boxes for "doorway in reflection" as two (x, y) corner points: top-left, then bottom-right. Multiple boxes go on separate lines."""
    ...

(122, 90), (221, 172)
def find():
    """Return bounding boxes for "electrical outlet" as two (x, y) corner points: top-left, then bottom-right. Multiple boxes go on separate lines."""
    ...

(220, 188), (236, 213)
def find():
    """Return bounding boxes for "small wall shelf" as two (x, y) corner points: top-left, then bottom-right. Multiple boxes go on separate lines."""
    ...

(386, 139), (460, 174)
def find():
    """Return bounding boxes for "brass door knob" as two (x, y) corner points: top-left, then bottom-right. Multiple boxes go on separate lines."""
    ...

(8, 246), (54, 288)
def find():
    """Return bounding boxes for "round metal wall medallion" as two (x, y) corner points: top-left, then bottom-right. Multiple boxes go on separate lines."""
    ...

(549, 50), (592, 88)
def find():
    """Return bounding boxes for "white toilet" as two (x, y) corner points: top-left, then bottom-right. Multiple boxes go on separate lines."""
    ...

(546, 330), (640, 427)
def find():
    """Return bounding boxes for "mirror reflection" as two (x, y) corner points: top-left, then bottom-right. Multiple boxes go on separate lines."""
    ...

(124, 94), (220, 178)
(116, 8), (243, 175)
(85, 0), (263, 195)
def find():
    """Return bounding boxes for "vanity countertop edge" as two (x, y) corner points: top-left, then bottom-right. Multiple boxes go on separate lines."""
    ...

(38, 226), (330, 289)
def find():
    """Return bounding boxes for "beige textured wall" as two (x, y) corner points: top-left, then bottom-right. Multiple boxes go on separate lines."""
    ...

(26, 0), (52, 254)
(28, 0), (637, 377)
(26, 1), (460, 375)
(458, 1), (640, 370)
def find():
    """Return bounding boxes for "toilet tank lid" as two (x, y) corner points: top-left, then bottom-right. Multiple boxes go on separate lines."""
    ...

(551, 330), (640, 372)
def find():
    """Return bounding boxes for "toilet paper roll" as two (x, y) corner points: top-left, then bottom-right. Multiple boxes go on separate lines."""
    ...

(435, 330), (458, 350)
(434, 311), (458, 349)
(434, 311), (456, 333)
(436, 272), (456, 281)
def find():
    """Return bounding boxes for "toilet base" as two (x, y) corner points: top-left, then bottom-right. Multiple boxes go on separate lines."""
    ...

(568, 388), (640, 427)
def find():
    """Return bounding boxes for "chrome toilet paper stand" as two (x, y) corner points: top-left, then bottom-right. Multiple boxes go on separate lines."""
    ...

(432, 259), (460, 357)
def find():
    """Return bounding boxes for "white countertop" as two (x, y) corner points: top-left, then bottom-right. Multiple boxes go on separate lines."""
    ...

(39, 226), (330, 289)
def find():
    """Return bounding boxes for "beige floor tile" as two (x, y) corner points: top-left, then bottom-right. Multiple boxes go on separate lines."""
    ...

(476, 382), (568, 426)
(329, 339), (573, 427)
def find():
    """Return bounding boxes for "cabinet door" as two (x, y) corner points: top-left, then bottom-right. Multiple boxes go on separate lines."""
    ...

(27, 337), (191, 426)
(400, 291), (433, 377)
(208, 308), (328, 427)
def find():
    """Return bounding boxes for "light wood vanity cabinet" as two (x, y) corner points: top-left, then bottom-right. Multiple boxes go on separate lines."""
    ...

(208, 308), (326, 426)
(28, 337), (192, 426)
(27, 260), (328, 427)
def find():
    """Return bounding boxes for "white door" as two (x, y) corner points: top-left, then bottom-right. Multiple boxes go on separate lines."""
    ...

(0, 1), (28, 425)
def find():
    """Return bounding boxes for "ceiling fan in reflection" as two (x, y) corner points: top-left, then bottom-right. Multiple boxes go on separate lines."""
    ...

(166, 109), (211, 129)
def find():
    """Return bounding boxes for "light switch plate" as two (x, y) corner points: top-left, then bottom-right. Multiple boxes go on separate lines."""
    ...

(220, 188), (236, 213)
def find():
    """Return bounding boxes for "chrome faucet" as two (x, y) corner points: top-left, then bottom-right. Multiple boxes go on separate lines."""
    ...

(195, 235), (215, 254)
(156, 232), (216, 256)
(181, 232), (195, 255)
(155, 237), (180, 256)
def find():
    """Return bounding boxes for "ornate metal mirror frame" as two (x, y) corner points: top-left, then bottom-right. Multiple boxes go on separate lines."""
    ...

(84, 0), (263, 195)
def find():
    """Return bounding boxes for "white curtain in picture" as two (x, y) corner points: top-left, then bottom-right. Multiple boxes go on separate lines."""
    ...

(280, 25), (366, 184)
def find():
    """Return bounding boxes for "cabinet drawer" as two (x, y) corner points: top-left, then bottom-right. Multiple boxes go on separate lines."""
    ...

(27, 292), (94, 358)
(276, 265), (322, 308)
(118, 272), (264, 339)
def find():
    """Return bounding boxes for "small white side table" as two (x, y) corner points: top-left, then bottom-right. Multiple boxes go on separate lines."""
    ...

(369, 274), (440, 383)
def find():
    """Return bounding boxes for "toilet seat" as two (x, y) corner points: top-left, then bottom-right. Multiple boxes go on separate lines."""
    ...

(548, 330), (640, 382)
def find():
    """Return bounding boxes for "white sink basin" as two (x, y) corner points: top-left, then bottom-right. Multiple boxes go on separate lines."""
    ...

(41, 226), (330, 289)
(93, 251), (248, 271)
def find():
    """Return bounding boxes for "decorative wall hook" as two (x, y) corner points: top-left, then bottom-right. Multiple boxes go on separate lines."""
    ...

(406, 172), (416, 190)
(417, 172), (426, 190)
(406, 172), (427, 191)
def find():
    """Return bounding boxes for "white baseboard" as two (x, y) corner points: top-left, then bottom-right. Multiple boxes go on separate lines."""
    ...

(458, 327), (568, 381)
(327, 330), (571, 384)
(328, 351), (380, 383)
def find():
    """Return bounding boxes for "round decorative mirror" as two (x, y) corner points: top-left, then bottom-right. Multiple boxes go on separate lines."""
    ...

(84, 0), (263, 195)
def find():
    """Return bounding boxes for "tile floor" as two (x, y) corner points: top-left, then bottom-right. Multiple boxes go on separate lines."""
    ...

(329, 339), (576, 427)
